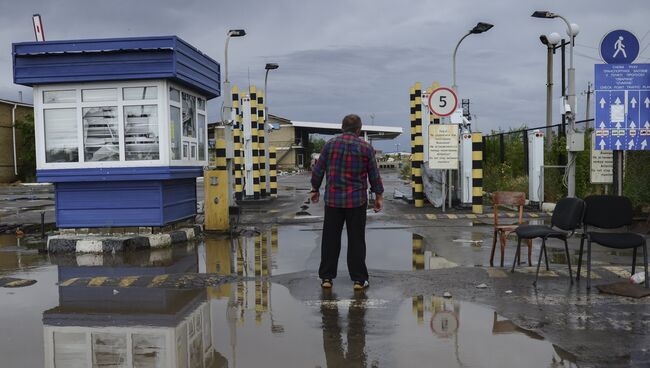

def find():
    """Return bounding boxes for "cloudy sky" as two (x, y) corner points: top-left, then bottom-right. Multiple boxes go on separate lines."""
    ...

(1, 0), (649, 151)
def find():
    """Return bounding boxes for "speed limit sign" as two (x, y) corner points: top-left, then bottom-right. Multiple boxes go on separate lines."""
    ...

(428, 87), (458, 117)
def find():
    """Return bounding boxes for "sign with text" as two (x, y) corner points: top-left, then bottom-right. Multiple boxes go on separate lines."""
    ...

(590, 132), (613, 184)
(428, 124), (459, 170)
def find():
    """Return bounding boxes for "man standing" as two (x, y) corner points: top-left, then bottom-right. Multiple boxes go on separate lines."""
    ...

(310, 114), (384, 290)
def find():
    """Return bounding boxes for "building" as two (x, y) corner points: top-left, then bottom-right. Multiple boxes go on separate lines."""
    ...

(266, 114), (403, 170)
(12, 36), (220, 228)
(0, 98), (33, 182)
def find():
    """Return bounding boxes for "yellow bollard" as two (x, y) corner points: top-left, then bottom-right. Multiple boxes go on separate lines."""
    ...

(472, 132), (484, 214)
(204, 169), (230, 231)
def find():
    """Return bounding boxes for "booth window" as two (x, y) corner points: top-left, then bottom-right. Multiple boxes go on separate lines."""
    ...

(82, 106), (119, 162)
(197, 114), (206, 160)
(170, 87), (180, 102)
(43, 90), (75, 104)
(170, 106), (181, 160)
(82, 88), (117, 102)
(44, 108), (78, 162)
(124, 105), (159, 160)
(182, 93), (196, 138)
(123, 86), (157, 101)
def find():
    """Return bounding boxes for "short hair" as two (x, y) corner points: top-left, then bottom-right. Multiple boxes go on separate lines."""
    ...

(341, 114), (362, 133)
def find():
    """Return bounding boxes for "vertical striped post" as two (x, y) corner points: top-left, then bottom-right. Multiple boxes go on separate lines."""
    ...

(232, 86), (243, 201)
(271, 225), (278, 255)
(472, 132), (484, 214)
(430, 82), (440, 124)
(412, 233), (424, 270)
(215, 138), (227, 170)
(249, 86), (261, 199)
(269, 146), (278, 197)
(413, 83), (424, 208)
(409, 86), (416, 202)
(257, 90), (268, 197)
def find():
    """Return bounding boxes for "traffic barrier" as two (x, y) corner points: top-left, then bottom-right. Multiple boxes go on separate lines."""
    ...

(257, 90), (268, 197)
(232, 86), (243, 201)
(269, 146), (278, 197)
(249, 86), (261, 199)
(472, 132), (484, 214)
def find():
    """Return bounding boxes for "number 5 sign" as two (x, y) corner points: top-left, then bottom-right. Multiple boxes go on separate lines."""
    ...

(428, 87), (458, 117)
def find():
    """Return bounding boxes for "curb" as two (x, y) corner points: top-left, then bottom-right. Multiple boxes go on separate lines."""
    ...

(47, 225), (202, 254)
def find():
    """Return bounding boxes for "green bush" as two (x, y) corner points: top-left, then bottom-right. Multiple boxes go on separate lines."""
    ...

(15, 116), (36, 182)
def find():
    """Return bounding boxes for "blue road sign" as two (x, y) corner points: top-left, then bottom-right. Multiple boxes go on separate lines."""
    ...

(594, 63), (650, 150)
(600, 29), (640, 64)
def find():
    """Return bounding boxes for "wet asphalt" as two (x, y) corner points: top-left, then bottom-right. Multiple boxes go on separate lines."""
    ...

(0, 172), (649, 367)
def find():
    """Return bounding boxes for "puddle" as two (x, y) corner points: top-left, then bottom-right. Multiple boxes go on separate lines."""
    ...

(35, 278), (575, 367)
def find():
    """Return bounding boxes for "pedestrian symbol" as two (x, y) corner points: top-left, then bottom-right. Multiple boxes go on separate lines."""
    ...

(613, 36), (627, 59)
(600, 29), (639, 64)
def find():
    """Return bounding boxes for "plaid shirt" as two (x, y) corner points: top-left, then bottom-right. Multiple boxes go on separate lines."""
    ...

(311, 132), (384, 208)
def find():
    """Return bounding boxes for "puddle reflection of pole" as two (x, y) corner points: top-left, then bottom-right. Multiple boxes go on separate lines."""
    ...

(321, 292), (368, 367)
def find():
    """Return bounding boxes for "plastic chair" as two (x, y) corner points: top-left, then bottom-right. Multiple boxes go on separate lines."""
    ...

(576, 195), (649, 289)
(490, 192), (531, 267)
(512, 197), (585, 285)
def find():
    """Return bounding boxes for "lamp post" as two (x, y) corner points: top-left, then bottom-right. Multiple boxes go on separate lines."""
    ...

(532, 11), (580, 197)
(223, 29), (246, 124)
(452, 22), (494, 93)
(451, 22), (493, 209)
(540, 32), (561, 150)
(263, 63), (279, 194)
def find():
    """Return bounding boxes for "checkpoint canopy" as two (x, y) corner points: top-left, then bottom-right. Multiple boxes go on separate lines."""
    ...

(594, 30), (650, 151)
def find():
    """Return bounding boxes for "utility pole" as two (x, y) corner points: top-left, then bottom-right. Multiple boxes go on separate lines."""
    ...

(583, 81), (593, 129)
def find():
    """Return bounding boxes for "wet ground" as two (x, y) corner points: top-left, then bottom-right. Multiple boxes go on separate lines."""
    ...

(0, 172), (649, 367)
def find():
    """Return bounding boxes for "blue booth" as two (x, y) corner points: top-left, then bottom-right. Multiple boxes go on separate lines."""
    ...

(12, 36), (220, 228)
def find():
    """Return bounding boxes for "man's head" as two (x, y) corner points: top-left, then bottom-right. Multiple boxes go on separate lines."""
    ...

(341, 114), (362, 135)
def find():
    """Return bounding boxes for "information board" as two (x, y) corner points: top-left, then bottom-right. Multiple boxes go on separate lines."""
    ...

(590, 132), (613, 184)
(428, 124), (458, 170)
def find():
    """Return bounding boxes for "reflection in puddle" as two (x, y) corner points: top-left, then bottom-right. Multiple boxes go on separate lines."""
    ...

(412, 234), (458, 270)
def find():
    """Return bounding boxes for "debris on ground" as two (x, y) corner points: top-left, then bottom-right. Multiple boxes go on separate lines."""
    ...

(443, 291), (452, 298)
(476, 283), (488, 289)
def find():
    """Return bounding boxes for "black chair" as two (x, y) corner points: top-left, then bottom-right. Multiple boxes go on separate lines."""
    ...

(576, 195), (648, 289)
(512, 197), (585, 286)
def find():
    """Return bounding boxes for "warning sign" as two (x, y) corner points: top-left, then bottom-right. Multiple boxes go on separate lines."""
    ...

(590, 132), (613, 184)
(428, 124), (459, 170)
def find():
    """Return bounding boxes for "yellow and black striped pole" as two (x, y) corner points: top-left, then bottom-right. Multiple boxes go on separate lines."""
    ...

(232, 86), (243, 201)
(409, 86), (416, 202)
(429, 82), (440, 124)
(215, 138), (227, 171)
(250, 86), (261, 199)
(269, 146), (278, 197)
(412, 233), (424, 270)
(472, 132), (483, 214)
(257, 90), (268, 197)
(413, 83), (424, 208)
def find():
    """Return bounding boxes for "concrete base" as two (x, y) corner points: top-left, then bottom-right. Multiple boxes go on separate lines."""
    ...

(47, 225), (202, 253)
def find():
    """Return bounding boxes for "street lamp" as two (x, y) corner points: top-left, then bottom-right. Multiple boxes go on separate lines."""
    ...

(540, 32), (561, 150)
(263, 62), (279, 194)
(452, 22), (493, 92)
(224, 29), (246, 86)
(532, 11), (580, 197)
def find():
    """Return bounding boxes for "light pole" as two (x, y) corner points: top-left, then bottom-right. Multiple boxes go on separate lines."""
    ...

(540, 32), (561, 150)
(452, 22), (494, 93)
(532, 11), (580, 197)
(451, 22), (493, 209)
(263, 63), (279, 194)
(223, 29), (245, 200)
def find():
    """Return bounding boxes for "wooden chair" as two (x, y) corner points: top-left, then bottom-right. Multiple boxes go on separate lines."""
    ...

(490, 191), (532, 267)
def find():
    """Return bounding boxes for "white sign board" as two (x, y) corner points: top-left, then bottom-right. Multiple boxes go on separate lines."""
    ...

(590, 132), (613, 184)
(428, 124), (459, 170)
(428, 87), (458, 117)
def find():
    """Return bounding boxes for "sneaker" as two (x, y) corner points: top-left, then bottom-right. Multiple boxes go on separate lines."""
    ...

(321, 279), (332, 288)
(353, 280), (369, 290)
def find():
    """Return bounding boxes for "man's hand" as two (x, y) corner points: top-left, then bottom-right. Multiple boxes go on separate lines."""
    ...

(310, 189), (320, 203)
(373, 194), (383, 212)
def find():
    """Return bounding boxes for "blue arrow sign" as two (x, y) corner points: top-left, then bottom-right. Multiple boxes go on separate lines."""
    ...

(594, 63), (650, 150)
(600, 29), (640, 64)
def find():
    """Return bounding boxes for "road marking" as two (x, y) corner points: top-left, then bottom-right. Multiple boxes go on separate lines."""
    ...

(466, 214), (477, 219)
(148, 274), (169, 288)
(486, 268), (508, 278)
(529, 213), (539, 218)
(406, 214), (417, 220)
(118, 276), (139, 287)
(88, 277), (108, 287)
(603, 266), (631, 279)
(446, 214), (458, 219)
(425, 214), (437, 220)
(59, 278), (79, 287)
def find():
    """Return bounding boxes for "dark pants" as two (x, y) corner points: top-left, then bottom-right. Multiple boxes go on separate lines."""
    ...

(319, 205), (369, 282)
